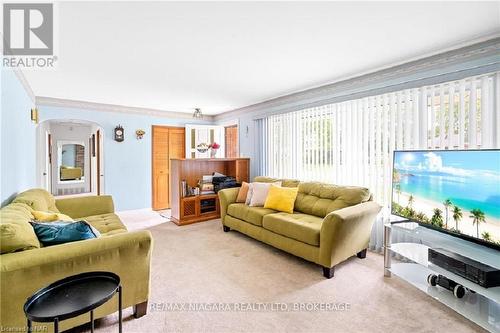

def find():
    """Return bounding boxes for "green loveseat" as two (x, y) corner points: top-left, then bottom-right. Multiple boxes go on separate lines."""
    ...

(218, 177), (381, 278)
(0, 189), (153, 332)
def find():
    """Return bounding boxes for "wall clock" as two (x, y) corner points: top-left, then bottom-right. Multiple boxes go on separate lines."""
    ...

(114, 125), (124, 142)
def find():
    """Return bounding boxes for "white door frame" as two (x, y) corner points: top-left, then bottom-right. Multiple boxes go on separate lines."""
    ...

(36, 119), (105, 196)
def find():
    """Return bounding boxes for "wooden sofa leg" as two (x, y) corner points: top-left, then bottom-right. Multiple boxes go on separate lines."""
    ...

(133, 301), (148, 318)
(323, 266), (335, 279)
(223, 225), (230, 232)
(357, 248), (367, 259)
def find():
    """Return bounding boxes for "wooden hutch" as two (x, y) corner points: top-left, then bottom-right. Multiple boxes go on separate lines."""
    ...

(170, 158), (250, 225)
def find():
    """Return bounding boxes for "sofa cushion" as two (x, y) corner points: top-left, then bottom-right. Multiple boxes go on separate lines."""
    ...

(55, 195), (115, 220)
(262, 212), (323, 246)
(83, 213), (127, 235)
(253, 176), (300, 188)
(12, 189), (60, 213)
(294, 182), (371, 218)
(227, 203), (277, 226)
(0, 202), (41, 253)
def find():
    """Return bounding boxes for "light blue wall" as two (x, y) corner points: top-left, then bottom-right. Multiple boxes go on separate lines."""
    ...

(236, 114), (259, 179)
(1, 70), (36, 206)
(39, 106), (212, 211)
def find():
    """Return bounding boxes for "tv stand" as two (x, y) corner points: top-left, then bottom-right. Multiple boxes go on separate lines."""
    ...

(384, 217), (500, 332)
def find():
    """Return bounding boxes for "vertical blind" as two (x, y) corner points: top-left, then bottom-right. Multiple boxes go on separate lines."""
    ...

(257, 72), (500, 210)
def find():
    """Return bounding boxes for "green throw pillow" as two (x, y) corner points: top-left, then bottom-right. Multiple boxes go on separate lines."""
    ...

(0, 223), (40, 253)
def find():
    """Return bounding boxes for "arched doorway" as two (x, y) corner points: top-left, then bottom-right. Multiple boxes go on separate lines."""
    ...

(37, 119), (104, 196)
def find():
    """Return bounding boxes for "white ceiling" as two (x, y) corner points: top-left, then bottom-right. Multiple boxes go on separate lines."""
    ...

(24, 1), (500, 115)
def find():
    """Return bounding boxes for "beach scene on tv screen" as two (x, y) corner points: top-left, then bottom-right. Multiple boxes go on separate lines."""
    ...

(392, 150), (500, 245)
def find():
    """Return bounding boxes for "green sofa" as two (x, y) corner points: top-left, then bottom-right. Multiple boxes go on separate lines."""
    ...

(218, 177), (381, 278)
(0, 189), (153, 332)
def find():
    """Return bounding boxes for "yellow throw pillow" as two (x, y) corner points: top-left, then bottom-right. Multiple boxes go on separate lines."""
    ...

(264, 185), (298, 214)
(32, 211), (57, 221)
(55, 213), (74, 221)
(32, 211), (73, 222)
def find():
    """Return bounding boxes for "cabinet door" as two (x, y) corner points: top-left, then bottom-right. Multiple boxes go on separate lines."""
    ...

(167, 128), (185, 209)
(225, 125), (239, 157)
(169, 128), (185, 160)
(152, 126), (186, 210)
(152, 126), (170, 210)
(181, 197), (197, 219)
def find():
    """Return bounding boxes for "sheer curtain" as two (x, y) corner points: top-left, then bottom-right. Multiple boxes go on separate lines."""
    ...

(256, 72), (500, 250)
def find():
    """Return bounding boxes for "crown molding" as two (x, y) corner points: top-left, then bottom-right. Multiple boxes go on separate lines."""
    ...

(13, 69), (36, 103)
(215, 35), (500, 121)
(36, 96), (216, 122)
(1, 31), (36, 103)
(21, 34), (500, 123)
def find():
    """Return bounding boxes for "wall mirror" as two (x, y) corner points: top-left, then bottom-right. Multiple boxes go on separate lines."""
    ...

(58, 141), (85, 183)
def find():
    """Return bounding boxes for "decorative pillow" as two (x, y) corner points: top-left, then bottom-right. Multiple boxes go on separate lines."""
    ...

(236, 182), (250, 203)
(56, 213), (74, 221)
(0, 203), (41, 253)
(264, 185), (299, 214)
(245, 183), (254, 205)
(249, 182), (281, 207)
(30, 220), (100, 246)
(0, 223), (40, 254)
(32, 211), (73, 222)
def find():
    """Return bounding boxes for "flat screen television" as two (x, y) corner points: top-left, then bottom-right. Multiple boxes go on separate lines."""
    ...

(391, 149), (500, 250)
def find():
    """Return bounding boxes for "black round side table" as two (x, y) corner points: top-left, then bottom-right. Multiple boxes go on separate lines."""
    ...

(24, 271), (122, 333)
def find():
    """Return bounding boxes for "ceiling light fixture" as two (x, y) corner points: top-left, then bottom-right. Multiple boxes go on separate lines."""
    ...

(193, 108), (203, 119)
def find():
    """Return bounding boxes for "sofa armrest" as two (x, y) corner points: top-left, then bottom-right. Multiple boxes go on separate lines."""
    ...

(56, 195), (114, 219)
(218, 188), (240, 223)
(319, 201), (381, 267)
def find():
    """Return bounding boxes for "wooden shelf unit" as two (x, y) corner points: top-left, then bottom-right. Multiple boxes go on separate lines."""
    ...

(170, 158), (250, 225)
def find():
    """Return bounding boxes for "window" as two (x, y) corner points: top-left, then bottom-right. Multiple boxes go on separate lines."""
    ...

(257, 72), (499, 206)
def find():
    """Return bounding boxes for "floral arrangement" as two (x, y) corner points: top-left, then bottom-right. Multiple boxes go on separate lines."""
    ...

(135, 129), (146, 139)
(209, 142), (220, 150)
(209, 142), (220, 158)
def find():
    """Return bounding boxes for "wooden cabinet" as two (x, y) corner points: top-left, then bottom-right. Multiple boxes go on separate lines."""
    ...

(225, 125), (238, 158)
(152, 126), (185, 210)
(170, 158), (250, 225)
(179, 194), (219, 222)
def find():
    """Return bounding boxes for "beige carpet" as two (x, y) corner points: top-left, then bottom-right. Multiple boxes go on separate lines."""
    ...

(89, 219), (484, 333)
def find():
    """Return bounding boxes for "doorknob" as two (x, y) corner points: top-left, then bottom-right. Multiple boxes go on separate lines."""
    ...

(43, 172), (47, 176)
